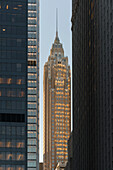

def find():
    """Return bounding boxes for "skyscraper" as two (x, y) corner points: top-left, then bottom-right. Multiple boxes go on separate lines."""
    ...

(72, 0), (113, 169)
(0, 0), (39, 169)
(27, 0), (39, 169)
(43, 18), (71, 170)
(0, 0), (27, 169)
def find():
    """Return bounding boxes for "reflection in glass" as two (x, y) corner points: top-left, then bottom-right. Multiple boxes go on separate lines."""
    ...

(17, 153), (24, 160)
(6, 166), (15, 170)
(17, 141), (25, 148)
(6, 141), (12, 148)
(6, 153), (14, 160)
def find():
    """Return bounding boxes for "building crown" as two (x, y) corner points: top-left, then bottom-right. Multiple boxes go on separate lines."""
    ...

(50, 9), (64, 57)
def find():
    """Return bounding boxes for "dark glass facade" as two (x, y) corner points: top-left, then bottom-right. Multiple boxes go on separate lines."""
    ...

(0, 0), (27, 169)
(72, 0), (113, 170)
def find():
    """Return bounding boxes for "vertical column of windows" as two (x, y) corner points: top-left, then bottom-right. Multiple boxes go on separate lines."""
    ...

(27, 0), (39, 169)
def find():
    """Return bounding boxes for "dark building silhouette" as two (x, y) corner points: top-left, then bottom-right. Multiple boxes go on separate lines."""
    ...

(65, 132), (73, 170)
(72, 0), (113, 170)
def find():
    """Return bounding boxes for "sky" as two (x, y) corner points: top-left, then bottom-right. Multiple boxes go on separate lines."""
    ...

(39, 0), (72, 162)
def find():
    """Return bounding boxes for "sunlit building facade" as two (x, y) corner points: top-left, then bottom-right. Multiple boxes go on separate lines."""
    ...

(43, 31), (71, 170)
(27, 0), (39, 169)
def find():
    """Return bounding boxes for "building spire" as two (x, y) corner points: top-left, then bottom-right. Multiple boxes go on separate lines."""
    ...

(56, 8), (58, 38)
(54, 8), (60, 44)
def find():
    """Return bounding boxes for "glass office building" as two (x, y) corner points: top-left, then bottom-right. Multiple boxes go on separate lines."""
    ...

(0, 0), (39, 169)
(0, 0), (27, 169)
(27, 0), (39, 170)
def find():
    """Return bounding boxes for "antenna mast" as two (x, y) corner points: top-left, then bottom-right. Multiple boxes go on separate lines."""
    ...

(56, 8), (58, 38)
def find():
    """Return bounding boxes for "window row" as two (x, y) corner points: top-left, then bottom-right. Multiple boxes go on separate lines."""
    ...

(28, 60), (36, 66)
(28, 47), (37, 53)
(0, 2), (26, 11)
(0, 140), (25, 148)
(0, 89), (25, 98)
(0, 165), (24, 170)
(28, 12), (36, 18)
(27, 117), (37, 124)
(0, 152), (25, 161)
(0, 26), (26, 35)
(28, 40), (36, 46)
(0, 63), (26, 72)
(0, 51), (26, 59)
(0, 38), (26, 47)
(28, 26), (36, 32)
(0, 14), (26, 23)
(0, 77), (25, 85)
(28, 95), (36, 102)
(0, 100), (25, 110)
(28, 81), (37, 87)
(0, 126), (25, 135)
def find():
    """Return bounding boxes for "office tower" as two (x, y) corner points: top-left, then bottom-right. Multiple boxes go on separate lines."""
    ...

(43, 24), (71, 170)
(0, 0), (27, 169)
(27, 0), (39, 169)
(72, 0), (113, 170)
(0, 0), (39, 169)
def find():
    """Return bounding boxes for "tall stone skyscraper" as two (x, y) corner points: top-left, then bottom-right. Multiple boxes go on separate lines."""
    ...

(43, 25), (71, 170)
(72, 0), (113, 170)
(0, 0), (39, 169)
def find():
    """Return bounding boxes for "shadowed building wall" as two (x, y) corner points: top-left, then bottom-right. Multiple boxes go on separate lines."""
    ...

(72, 0), (113, 170)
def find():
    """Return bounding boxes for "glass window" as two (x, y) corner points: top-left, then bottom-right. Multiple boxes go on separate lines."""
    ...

(28, 117), (36, 123)
(0, 165), (5, 170)
(28, 153), (36, 160)
(28, 95), (36, 102)
(17, 153), (24, 160)
(28, 110), (37, 116)
(28, 67), (36, 73)
(17, 64), (21, 72)
(27, 146), (36, 152)
(28, 103), (37, 109)
(28, 139), (36, 145)
(28, 124), (36, 131)
(6, 141), (12, 148)
(28, 88), (36, 95)
(27, 161), (36, 167)
(28, 74), (36, 80)
(17, 141), (25, 148)
(28, 132), (36, 138)
(28, 81), (37, 87)
(28, 12), (36, 18)
(6, 153), (14, 160)
(28, 5), (36, 11)
(16, 166), (24, 170)
(6, 166), (15, 170)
